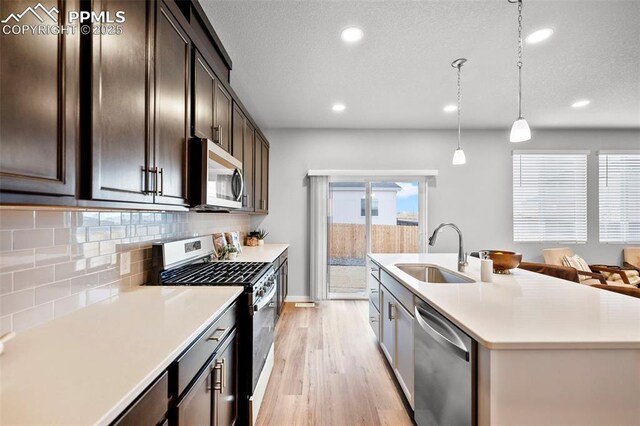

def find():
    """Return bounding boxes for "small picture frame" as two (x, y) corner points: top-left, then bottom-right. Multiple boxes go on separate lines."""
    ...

(225, 232), (242, 253)
(212, 233), (228, 258)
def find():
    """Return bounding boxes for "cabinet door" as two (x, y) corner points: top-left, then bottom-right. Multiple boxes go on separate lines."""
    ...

(88, 0), (153, 203)
(260, 139), (269, 213)
(0, 0), (78, 198)
(395, 301), (414, 408)
(241, 121), (255, 211)
(231, 104), (245, 163)
(153, 3), (190, 206)
(176, 361), (213, 425)
(214, 80), (232, 153)
(380, 286), (395, 366)
(253, 134), (263, 212)
(193, 52), (215, 140)
(213, 331), (238, 426)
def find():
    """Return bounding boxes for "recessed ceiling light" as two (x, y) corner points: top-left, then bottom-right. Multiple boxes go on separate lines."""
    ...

(525, 28), (554, 44)
(443, 105), (457, 113)
(332, 103), (346, 112)
(571, 99), (591, 108)
(341, 27), (363, 43)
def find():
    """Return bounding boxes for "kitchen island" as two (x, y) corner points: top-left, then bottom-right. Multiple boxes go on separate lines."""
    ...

(368, 253), (640, 425)
(0, 286), (242, 425)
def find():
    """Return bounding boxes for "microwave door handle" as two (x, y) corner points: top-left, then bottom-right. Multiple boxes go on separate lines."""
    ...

(233, 168), (244, 202)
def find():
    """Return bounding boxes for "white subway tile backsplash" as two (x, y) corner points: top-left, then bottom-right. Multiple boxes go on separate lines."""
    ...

(1, 230), (12, 251)
(1, 289), (34, 315)
(35, 245), (70, 267)
(54, 259), (87, 281)
(0, 209), (249, 332)
(35, 211), (70, 228)
(0, 273), (13, 295)
(14, 265), (54, 291)
(35, 280), (71, 304)
(12, 229), (54, 250)
(0, 210), (34, 230)
(0, 249), (35, 273)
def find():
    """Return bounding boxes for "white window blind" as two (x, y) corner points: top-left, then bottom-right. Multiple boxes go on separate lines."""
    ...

(513, 152), (588, 242)
(599, 152), (640, 243)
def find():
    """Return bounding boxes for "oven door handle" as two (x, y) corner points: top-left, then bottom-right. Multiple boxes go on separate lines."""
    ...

(254, 282), (277, 312)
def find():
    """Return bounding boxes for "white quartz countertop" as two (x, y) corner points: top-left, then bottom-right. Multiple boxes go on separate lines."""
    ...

(369, 253), (640, 350)
(0, 286), (243, 425)
(231, 243), (289, 263)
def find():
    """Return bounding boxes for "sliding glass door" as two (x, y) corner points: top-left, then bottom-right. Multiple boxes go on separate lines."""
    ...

(327, 178), (427, 299)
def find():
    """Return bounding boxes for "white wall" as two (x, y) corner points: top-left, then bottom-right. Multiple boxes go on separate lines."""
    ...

(252, 129), (640, 299)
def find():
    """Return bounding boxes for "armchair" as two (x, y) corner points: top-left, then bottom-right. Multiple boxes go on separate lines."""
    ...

(542, 248), (639, 288)
(623, 247), (640, 272)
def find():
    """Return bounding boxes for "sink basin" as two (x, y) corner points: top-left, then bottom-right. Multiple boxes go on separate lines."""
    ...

(395, 263), (475, 284)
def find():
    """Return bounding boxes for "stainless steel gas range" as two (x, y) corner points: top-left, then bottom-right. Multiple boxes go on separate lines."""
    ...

(150, 236), (277, 426)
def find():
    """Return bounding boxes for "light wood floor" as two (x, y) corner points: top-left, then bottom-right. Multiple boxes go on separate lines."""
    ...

(256, 301), (413, 426)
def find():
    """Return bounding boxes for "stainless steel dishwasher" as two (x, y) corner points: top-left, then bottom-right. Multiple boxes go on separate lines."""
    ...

(414, 301), (476, 426)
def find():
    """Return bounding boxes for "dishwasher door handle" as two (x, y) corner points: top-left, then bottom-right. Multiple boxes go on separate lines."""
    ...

(415, 306), (469, 362)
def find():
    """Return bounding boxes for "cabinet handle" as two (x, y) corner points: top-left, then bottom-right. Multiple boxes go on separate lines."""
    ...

(220, 358), (225, 391)
(212, 360), (223, 392)
(158, 167), (164, 196)
(213, 125), (222, 144)
(242, 194), (247, 207)
(369, 316), (378, 322)
(207, 327), (228, 342)
(370, 289), (378, 294)
(388, 302), (395, 320)
(141, 166), (149, 194)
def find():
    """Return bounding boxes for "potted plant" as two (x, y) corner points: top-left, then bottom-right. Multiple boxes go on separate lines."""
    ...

(255, 228), (269, 246)
(220, 244), (238, 260)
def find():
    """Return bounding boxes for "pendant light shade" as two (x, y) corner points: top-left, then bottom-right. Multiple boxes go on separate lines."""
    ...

(451, 58), (467, 165)
(510, 117), (531, 142)
(452, 148), (466, 165)
(509, 0), (531, 142)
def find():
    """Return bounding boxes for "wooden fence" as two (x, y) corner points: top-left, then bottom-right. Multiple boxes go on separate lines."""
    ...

(329, 223), (419, 258)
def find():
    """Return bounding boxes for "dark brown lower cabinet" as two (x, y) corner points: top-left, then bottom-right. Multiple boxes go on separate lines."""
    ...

(175, 330), (238, 426)
(113, 371), (169, 426)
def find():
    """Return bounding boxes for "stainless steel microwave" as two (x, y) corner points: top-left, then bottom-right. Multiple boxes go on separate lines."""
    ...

(189, 138), (243, 211)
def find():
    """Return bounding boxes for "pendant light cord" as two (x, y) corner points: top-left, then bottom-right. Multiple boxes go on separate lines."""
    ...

(517, 0), (524, 119)
(457, 64), (462, 149)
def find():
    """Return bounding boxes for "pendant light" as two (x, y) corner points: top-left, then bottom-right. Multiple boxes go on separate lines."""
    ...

(509, 0), (531, 142)
(451, 58), (467, 165)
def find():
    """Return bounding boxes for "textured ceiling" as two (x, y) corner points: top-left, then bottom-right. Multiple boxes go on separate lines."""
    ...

(201, 0), (640, 130)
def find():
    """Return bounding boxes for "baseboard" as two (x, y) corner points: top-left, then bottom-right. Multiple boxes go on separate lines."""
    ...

(284, 295), (312, 302)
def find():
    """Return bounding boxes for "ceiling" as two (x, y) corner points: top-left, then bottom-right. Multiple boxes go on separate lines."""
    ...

(201, 0), (640, 130)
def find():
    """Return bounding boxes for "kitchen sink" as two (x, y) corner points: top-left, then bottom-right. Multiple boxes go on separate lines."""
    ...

(394, 264), (475, 284)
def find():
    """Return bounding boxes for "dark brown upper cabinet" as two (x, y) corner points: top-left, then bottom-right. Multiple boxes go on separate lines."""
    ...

(0, 0), (78, 198)
(193, 52), (215, 141)
(214, 79), (232, 153)
(153, 2), (191, 206)
(254, 133), (269, 214)
(232, 103), (255, 212)
(86, 0), (188, 207)
(87, 0), (154, 204)
(192, 51), (231, 153)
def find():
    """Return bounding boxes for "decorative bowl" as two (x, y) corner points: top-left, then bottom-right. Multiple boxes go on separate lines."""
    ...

(482, 250), (522, 274)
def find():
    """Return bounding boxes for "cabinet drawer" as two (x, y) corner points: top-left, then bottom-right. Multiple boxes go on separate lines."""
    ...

(370, 261), (381, 281)
(113, 371), (168, 426)
(368, 275), (380, 311)
(173, 301), (237, 397)
(380, 269), (414, 315)
(368, 299), (380, 341)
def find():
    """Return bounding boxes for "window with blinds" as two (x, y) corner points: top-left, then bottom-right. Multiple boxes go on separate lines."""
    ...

(599, 152), (640, 243)
(513, 152), (588, 243)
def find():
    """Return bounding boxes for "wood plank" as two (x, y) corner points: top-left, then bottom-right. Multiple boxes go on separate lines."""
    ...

(257, 301), (413, 425)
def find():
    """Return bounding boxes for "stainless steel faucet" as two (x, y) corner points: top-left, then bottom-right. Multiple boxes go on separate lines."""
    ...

(428, 223), (468, 272)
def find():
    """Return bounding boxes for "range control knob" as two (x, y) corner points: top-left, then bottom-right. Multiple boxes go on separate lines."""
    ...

(256, 288), (265, 298)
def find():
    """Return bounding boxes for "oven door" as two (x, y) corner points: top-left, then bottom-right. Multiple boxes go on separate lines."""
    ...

(252, 277), (277, 390)
(201, 138), (244, 210)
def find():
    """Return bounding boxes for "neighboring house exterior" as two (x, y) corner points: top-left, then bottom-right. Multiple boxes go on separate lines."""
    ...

(330, 182), (400, 225)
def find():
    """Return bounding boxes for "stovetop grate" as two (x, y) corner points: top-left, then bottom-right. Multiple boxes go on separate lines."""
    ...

(160, 261), (270, 286)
